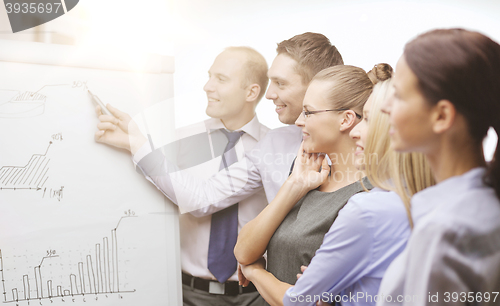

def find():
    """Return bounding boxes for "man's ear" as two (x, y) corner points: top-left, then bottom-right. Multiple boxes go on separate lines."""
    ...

(432, 100), (456, 134)
(246, 84), (261, 103)
(339, 110), (358, 132)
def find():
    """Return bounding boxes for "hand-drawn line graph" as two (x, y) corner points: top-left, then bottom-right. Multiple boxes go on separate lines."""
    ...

(1, 214), (137, 304)
(0, 142), (52, 191)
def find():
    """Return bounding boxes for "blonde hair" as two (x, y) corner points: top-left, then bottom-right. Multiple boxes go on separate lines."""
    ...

(312, 64), (392, 116)
(363, 79), (435, 228)
(312, 65), (374, 115)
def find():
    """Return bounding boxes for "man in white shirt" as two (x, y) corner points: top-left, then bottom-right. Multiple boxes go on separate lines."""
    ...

(95, 32), (344, 304)
(128, 33), (345, 216)
(96, 46), (270, 305)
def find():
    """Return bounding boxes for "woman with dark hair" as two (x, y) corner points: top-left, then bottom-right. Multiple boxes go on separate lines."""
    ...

(378, 28), (500, 305)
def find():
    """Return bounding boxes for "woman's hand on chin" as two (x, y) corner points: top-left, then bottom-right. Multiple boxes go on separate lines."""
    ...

(289, 142), (330, 192)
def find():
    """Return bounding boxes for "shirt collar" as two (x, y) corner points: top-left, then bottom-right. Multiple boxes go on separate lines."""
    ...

(411, 167), (487, 224)
(205, 115), (262, 141)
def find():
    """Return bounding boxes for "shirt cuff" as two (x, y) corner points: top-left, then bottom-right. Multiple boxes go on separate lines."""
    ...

(133, 142), (153, 165)
(283, 287), (296, 306)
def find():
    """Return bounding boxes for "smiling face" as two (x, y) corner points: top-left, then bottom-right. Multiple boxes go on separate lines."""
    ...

(294, 80), (343, 154)
(204, 50), (250, 123)
(383, 56), (436, 153)
(266, 54), (308, 124)
(349, 95), (373, 170)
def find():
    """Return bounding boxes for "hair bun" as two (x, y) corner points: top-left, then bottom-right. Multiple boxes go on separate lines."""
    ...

(367, 63), (393, 84)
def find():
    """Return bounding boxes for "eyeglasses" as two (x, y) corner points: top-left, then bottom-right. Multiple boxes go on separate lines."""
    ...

(302, 108), (362, 119)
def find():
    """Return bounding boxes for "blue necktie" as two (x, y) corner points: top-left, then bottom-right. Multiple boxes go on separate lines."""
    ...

(207, 129), (244, 283)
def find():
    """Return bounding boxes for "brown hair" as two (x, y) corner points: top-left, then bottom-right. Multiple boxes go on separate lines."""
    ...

(226, 46), (269, 102)
(277, 32), (343, 85)
(404, 28), (500, 199)
(312, 64), (391, 115)
(367, 63), (393, 85)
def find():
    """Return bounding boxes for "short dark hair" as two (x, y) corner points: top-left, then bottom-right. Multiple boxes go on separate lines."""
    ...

(276, 32), (343, 85)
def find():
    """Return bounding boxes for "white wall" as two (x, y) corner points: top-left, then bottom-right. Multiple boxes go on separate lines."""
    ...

(2, 0), (499, 135)
(167, 0), (500, 130)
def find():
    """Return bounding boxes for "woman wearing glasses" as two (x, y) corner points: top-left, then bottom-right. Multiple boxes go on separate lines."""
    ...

(234, 64), (423, 305)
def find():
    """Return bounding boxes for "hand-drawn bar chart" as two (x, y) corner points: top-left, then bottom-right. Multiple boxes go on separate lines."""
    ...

(0, 90), (47, 118)
(1, 215), (137, 304)
(0, 142), (52, 191)
(0, 83), (88, 119)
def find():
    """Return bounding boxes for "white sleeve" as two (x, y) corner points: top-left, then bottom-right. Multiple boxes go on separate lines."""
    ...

(132, 142), (154, 165)
(135, 147), (264, 217)
(402, 222), (469, 306)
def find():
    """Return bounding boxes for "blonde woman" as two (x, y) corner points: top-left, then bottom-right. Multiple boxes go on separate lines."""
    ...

(237, 68), (434, 306)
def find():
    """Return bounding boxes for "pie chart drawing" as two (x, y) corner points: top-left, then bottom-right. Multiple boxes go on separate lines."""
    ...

(0, 90), (47, 118)
(5, 0), (80, 33)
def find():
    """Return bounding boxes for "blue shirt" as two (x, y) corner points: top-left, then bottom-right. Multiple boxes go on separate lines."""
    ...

(377, 167), (500, 306)
(284, 188), (410, 306)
